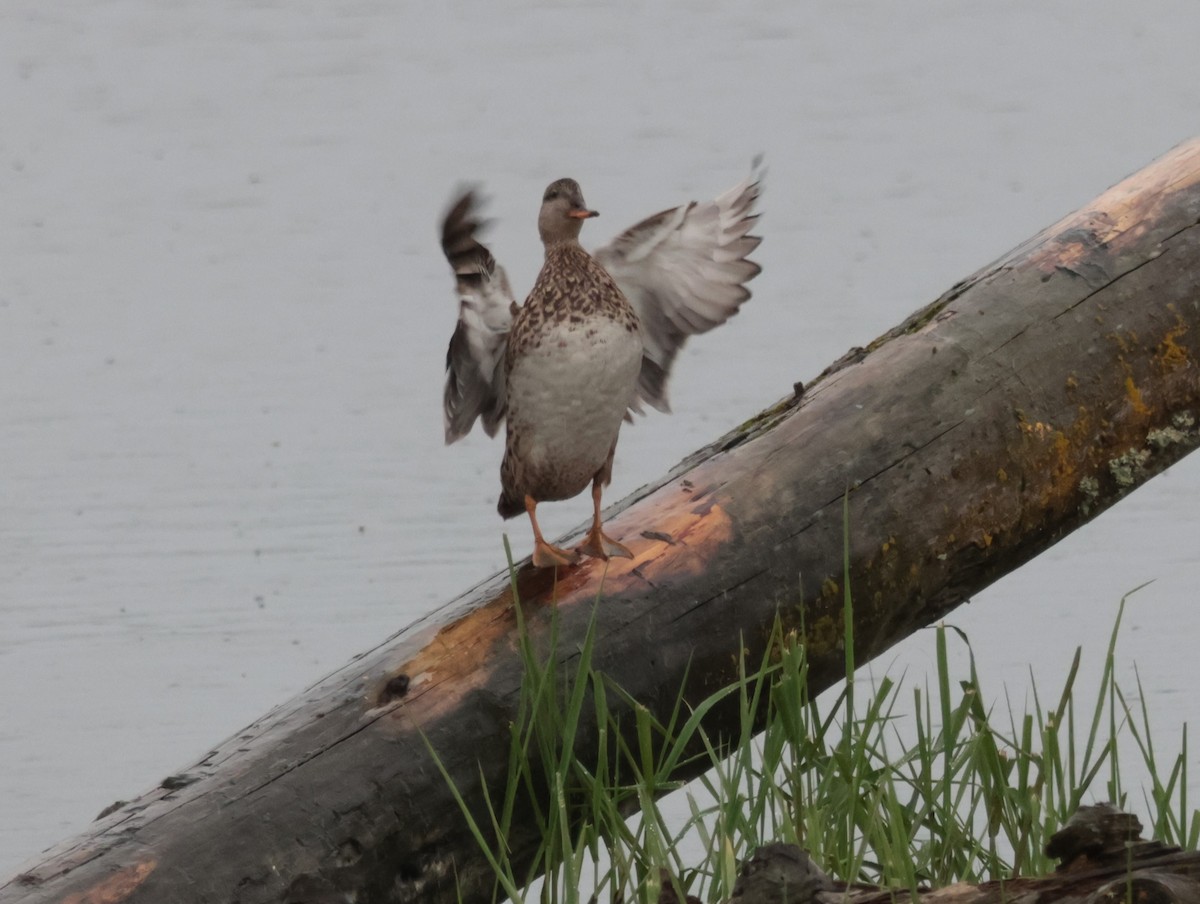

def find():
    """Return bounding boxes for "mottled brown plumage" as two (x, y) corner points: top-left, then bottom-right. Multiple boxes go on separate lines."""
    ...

(498, 237), (642, 522)
(487, 179), (643, 566)
(507, 243), (640, 359)
(440, 164), (764, 568)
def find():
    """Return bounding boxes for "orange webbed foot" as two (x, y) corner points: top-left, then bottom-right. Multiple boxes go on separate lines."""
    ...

(532, 539), (582, 570)
(577, 528), (633, 562)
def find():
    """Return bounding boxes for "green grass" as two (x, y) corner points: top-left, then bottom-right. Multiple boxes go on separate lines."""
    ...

(427, 564), (1198, 904)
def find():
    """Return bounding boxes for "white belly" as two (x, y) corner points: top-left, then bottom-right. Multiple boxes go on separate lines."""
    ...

(505, 315), (642, 500)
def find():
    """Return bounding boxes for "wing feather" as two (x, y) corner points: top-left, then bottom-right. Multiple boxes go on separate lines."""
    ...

(594, 159), (764, 414)
(440, 188), (514, 443)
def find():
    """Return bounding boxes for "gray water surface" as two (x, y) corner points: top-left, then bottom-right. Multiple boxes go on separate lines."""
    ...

(3, 0), (1199, 875)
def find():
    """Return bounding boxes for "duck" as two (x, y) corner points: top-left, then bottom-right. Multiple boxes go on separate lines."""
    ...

(440, 163), (763, 569)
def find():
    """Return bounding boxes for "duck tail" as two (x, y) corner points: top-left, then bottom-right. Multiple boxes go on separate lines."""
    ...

(497, 491), (524, 520)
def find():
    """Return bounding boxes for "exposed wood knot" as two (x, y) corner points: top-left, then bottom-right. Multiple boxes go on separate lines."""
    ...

(335, 837), (364, 867)
(377, 674), (411, 706)
(391, 854), (453, 904)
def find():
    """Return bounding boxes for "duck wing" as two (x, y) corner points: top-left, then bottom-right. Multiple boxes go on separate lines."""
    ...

(440, 188), (515, 444)
(593, 160), (764, 414)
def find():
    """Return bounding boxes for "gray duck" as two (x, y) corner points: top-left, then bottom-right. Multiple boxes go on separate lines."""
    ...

(441, 164), (763, 568)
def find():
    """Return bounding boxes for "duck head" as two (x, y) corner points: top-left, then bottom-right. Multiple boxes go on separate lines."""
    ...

(537, 178), (598, 246)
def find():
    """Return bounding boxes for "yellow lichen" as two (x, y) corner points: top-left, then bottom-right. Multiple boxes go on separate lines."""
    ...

(1124, 376), (1150, 417)
(807, 615), (840, 653)
(1051, 430), (1068, 453)
(1157, 321), (1191, 371)
(1019, 419), (1055, 440)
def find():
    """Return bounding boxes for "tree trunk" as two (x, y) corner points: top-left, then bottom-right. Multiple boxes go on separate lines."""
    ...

(6, 139), (1200, 904)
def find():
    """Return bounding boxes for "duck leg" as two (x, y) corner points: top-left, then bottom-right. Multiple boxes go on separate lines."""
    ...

(525, 495), (581, 569)
(578, 450), (633, 561)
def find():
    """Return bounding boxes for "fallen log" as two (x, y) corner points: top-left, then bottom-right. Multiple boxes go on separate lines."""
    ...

(729, 805), (1200, 904)
(5, 139), (1200, 904)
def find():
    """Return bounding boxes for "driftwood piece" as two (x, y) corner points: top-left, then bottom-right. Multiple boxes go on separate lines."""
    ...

(732, 844), (834, 904)
(5, 141), (1200, 904)
(737, 806), (1200, 904)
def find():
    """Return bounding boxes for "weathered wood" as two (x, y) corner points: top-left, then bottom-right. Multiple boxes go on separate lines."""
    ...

(5, 140), (1200, 904)
(766, 806), (1200, 904)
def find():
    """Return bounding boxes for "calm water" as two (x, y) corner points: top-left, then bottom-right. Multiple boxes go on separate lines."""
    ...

(3, 0), (1199, 875)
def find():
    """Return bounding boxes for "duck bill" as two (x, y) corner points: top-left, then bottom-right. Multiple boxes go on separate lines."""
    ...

(567, 208), (599, 219)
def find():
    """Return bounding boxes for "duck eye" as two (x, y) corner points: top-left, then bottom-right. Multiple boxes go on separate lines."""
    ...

(545, 190), (559, 201)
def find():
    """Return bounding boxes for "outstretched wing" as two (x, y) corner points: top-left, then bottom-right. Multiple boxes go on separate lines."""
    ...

(593, 160), (763, 414)
(440, 188), (515, 444)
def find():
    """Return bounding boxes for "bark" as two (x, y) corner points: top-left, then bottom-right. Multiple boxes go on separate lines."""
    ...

(5, 139), (1200, 904)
